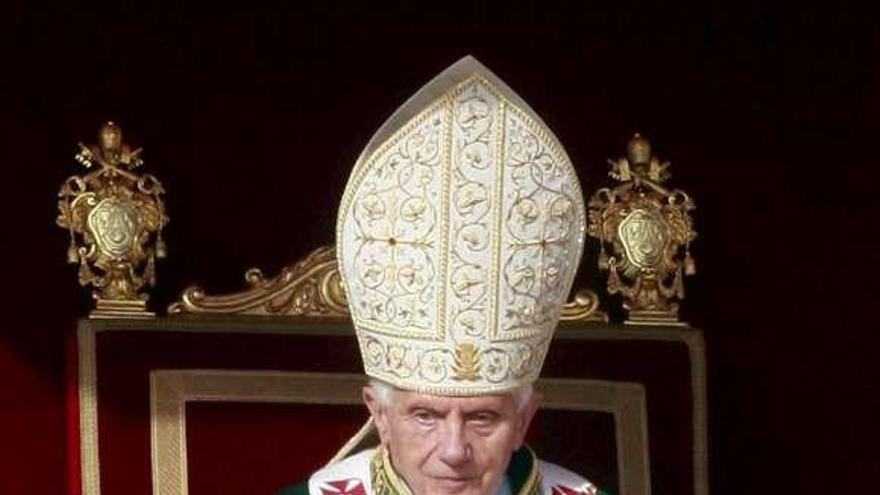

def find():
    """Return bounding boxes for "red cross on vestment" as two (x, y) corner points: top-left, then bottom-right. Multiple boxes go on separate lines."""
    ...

(320, 478), (366, 495)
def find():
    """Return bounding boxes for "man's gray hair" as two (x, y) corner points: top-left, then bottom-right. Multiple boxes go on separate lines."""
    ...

(368, 378), (534, 411)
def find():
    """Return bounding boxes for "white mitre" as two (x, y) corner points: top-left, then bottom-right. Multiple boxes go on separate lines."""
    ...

(337, 56), (586, 395)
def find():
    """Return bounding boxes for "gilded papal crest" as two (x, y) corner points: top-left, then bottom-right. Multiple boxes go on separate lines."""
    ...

(588, 134), (696, 325)
(88, 197), (140, 258)
(618, 209), (668, 269)
(57, 122), (168, 318)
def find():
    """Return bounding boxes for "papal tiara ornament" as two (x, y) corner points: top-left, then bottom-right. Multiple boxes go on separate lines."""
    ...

(337, 56), (586, 395)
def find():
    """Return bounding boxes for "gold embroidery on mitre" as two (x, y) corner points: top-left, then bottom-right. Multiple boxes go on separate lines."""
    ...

(452, 343), (481, 381)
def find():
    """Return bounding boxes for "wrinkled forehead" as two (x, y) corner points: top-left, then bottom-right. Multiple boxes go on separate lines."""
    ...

(393, 388), (517, 413)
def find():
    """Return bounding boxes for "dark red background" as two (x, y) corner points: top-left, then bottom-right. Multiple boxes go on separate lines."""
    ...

(2, 4), (878, 494)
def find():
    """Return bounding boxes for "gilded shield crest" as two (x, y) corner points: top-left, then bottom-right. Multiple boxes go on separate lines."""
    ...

(87, 197), (139, 258)
(618, 209), (668, 269)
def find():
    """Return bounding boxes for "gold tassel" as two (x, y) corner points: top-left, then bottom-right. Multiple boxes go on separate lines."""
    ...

(66, 216), (79, 263)
(607, 261), (621, 294)
(67, 241), (79, 264)
(155, 232), (167, 259)
(684, 246), (696, 275)
(598, 245), (609, 270)
(146, 255), (156, 286)
(674, 267), (685, 299)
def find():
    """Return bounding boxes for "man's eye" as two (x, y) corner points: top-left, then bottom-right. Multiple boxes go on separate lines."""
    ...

(469, 414), (498, 427)
(413, 411), (435, 425)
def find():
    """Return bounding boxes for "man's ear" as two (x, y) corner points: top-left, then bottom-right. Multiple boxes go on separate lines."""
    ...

(363, 385), (390, 446)
(514, 390), (542, 449)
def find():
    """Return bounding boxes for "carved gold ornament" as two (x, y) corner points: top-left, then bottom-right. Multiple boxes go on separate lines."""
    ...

(57, 122), (167, 318)
(560, 289), (607, 322)
(169, 245), (348, 317)
(587, 134), (696, 325)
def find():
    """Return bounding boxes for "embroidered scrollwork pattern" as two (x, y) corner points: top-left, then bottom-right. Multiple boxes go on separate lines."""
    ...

(350, 108), (444, 336)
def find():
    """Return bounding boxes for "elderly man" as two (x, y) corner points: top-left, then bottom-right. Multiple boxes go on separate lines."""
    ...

(277, 56), (605, 495)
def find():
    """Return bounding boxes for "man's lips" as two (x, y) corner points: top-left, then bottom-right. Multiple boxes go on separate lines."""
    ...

(432, 476), (478, 488)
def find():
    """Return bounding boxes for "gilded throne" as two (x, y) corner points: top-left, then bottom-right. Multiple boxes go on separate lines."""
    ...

(69, 58), (705, 495)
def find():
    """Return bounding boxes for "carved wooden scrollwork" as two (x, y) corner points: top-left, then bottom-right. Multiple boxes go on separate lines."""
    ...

(560, 288), (608, 322)
(168, 246), (348, 317)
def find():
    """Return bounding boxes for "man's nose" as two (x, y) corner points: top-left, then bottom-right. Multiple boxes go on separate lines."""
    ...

(437, 421), (471, 466)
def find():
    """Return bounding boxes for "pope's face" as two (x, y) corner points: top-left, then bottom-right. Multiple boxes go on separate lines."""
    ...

(365, 386), (538, 495)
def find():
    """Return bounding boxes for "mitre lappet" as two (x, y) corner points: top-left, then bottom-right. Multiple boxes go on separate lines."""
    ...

(337, 55), (587, 396)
